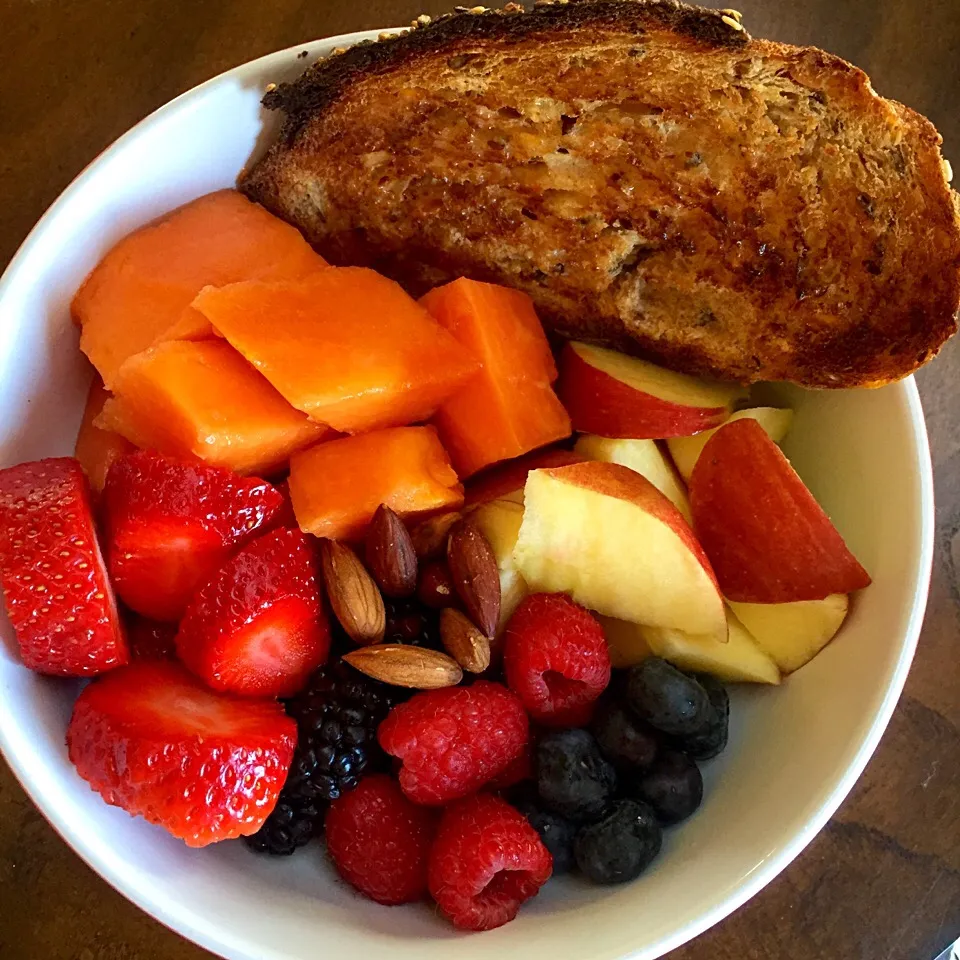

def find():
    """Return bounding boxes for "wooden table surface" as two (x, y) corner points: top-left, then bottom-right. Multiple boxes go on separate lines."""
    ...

(1, 1), (958, 957)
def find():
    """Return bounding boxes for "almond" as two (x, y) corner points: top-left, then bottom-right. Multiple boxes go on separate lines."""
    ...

(343, 644), (463, 689)
(447, 518), (501, 638)
(409, 510), (462, 559)
(366, 504), (418, 598)
(440, 607), (491, 674)
(320, 539), (385, 645)
(417, 559), (458, 609)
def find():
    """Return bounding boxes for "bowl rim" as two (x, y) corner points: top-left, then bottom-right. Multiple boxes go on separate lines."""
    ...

(0, 29), (936, 960)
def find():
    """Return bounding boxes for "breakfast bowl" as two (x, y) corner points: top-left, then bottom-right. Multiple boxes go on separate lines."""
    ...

(0, 27), (935, 960)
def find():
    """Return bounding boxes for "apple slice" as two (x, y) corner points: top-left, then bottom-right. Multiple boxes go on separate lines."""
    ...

(727, 594), (849, 674)
(557, 342), (745, 439)
(470, 499), (530, 637)
(636, 608), (781, 685)
(514, 461), (727, 641)
(690, 418), (871, 602)
(667, 406), (794, 482)
(463, 447), (585, 508)
(574, 435), (691, 522)
(594, 613), (653, 669)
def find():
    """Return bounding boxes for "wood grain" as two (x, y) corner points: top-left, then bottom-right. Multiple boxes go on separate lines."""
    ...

(1, 1), (958, 957)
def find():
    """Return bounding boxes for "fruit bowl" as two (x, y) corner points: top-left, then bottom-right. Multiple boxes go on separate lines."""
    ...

(0, 29), (935, 960)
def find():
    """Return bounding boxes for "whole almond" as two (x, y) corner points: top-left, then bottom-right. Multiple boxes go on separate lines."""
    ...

(447, 518), (501, 638)
(417, 559), (458, 609)
(440, 607), (491, 674)
(366, 504), (418, 598)
(409, 510), (462, 559)
(320, 540), (385, 645)
(343, 645), (463, 689)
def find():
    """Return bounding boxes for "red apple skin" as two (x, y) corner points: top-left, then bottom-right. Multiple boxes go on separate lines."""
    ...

(546, 461), (722, 595)
(557, 343), (730, 439)
(690, 418), (872, 603)
(464, 447), (585, 506)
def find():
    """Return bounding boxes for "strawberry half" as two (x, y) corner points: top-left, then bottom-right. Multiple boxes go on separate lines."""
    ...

(102, 451), (285, 621)
(67, 660), (297, 847)
(176, 527), (330, 698)
(124, 611), (178, 661)
(272, 478), (298, 528)
(0, 457), (128, 676)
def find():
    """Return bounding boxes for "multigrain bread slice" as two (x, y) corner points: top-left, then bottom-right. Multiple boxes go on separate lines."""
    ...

(241, 0), (960, 388)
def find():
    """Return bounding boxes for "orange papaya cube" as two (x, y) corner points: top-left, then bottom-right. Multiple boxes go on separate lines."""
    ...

(74, 375), (136, 493)
(289, 427), (463, 541)
(96, 340), (329, 476)
(433, 376), (572, 478)
(74, 190), (327, 387)
(191, 268), (481, 434)
(160, 304), (217, 342)
(420, 278), (571, 477)
(420, 278), (558, 384)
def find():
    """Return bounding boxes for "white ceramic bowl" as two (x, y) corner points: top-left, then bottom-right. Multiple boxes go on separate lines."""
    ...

(0, 30), (935, 960)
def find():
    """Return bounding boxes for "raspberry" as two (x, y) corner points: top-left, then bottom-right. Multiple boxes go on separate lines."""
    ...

(428, 793), (552, 930)
(325, 775), (437, 905)
(488, 743), (533, 791)
(504, 593), (611, 727)
(378, 680), (528, 805)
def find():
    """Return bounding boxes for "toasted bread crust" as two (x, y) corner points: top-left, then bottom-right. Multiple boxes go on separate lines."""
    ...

(265, 1), (749, 142)
(242, 1), (960, 387)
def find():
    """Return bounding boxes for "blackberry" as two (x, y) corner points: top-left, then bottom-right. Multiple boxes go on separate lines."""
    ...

(244, 797), (324, 856)
(384, 598), (442, 649)
(245, 660), (398, 855)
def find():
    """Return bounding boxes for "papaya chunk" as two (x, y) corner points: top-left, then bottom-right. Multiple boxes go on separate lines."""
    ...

(421, 278), (558, 383)
(421, 278), (571, 477)
(433, 377), (572, 479)
(74, 190), (327, 386)
(192, 268), (480, 434)
(289, 427), (463, 541)
(96, 340), (329, 476)
(74, 376), (135, 494)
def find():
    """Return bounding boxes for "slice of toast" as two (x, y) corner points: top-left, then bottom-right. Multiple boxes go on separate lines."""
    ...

(241, 0), (960, 388)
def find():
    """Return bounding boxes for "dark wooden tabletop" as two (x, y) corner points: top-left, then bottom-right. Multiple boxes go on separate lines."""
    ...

(1, 1), (958, 958)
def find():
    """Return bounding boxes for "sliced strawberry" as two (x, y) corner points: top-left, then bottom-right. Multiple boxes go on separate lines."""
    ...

(176, 527), (330, 698)
(0, 457), (128, 676)
(273, 478), (298, 528)
(102, 451), (285, 621)
(67, 660), (296, 847)
(124, 612), (178, 661)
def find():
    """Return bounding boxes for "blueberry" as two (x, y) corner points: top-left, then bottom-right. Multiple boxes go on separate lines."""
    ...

(673, 674), (729, 760)
(591, 700), (658, 772)
(536, 729), (617, 822)
(513, 793), (578, 874)
(626, 658), (716, 737)
(574, 800), (662, 884)
(629, 749), (703, 824)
